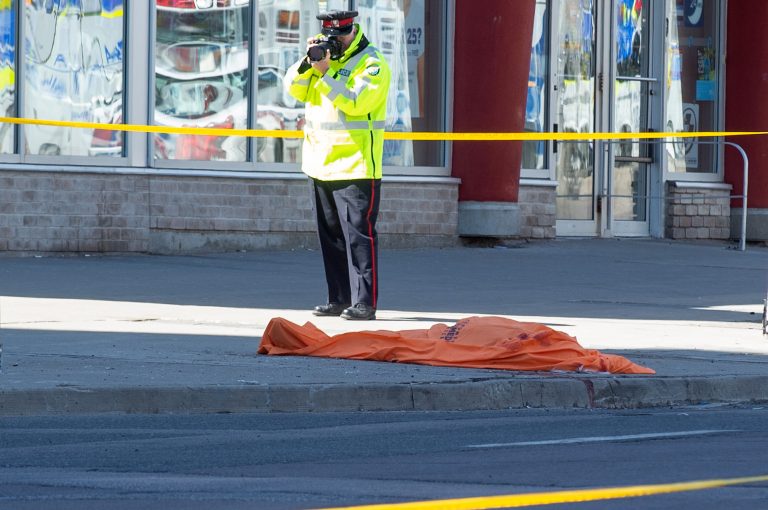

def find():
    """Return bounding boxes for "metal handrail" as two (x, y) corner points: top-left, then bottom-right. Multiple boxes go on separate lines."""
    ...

(559, 139), (750, 251)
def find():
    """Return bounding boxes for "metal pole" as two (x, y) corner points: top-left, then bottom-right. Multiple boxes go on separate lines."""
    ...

(724, 142), (749, 252)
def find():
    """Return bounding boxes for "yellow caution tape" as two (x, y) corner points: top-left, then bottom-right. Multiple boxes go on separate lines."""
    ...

(1, 116), (766, 142)
(382, 130), (768, 141)
(0, 116), (300, 140)
(313, 474), (768, 510)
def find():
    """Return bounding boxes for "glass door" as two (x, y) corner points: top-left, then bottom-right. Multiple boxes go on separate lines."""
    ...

(554, 0), (655, 237)
(554, 0), (599, 236)
(610, 0), (653, 236)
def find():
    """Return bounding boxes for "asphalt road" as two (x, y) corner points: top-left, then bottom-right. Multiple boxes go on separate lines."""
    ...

(1, 406), (767, 509)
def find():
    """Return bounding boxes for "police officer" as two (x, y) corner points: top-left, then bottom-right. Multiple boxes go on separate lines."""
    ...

(284, 10), (391, 320)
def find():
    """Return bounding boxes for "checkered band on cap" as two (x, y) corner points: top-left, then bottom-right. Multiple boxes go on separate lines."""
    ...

(322, 17), (354, 29)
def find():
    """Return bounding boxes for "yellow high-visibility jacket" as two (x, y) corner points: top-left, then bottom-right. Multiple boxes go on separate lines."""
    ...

(284, 27), (391, 181)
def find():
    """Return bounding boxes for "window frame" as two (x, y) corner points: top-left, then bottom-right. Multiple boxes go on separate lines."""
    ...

(0, 0), (19, 163)
(521, 0), (555, 181)
(661, 0), (727, 183)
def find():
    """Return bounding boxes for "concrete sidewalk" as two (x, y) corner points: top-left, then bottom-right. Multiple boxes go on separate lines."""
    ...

(1, 239), (767, 415)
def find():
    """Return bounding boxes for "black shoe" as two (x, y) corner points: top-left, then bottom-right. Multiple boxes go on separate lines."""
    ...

(312, 303), (349, 316)
(341, 303), (376, 321)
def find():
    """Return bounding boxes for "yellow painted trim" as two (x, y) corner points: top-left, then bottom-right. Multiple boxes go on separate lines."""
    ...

(0, 116), (766, 142)
(312, 474), (768, 510)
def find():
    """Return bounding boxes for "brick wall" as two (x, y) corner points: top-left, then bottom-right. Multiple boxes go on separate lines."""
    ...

(664, 182), (732, 240)
(0, 172), (150, 252)
(518, 183), (556, 239)
(0, 170), (459, 254)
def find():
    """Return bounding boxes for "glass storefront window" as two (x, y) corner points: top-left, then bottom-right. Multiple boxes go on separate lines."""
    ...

(258, 0), (444, 167)
(523, 0), (549, 172)
(356, 0), (414, 166)
(0, 0), (15, 154)
(355, 0), (443, 167)
(665, 0), (721, 174)
(13, 0), (445, 169)
(154, 0), (251, 162)
(255, 0), (326, 164)
(23, 0), (124, 157)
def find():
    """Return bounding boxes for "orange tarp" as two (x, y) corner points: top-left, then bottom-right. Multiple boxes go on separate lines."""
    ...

(258, 316), (655, 375)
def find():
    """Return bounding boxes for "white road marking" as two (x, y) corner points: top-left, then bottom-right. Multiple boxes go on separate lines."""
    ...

(467, 430), (739, 449)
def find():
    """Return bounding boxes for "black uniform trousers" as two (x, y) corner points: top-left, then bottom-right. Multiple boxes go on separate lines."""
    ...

(312, 178), (381, 309)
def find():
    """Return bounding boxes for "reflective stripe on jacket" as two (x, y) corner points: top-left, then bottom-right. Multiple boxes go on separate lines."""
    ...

(284, 27), (391, 181)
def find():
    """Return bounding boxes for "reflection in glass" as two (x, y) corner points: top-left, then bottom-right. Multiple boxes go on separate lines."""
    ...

(613, 80), (648, 222)
(24, 0), (124, 157)
(555, 0), (595, 221)
(523, 0), (548, 171)
(359, 0), (440, 166)
(615, 0), (646, 77)
(613, 160), (647, 221)
(613, 0), (648, 222)
(154, 0), (250, 162)
(256, 0), (320, 164)
(357, 0), (414, 166)
(0, 0), (14, 153)
(400, 0), (443, 166)
(665, 0), (719, 173)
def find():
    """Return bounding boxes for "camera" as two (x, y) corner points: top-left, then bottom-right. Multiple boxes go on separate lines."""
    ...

(307, 36), (343, 62)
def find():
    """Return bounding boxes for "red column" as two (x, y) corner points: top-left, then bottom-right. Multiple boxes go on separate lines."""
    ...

(451, 0), (535, 202)
(725, 1), (768, 209)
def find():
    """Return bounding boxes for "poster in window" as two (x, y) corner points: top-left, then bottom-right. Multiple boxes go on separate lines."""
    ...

(684, 0), (704, 27)
(696, 45), (716, 101)
(682, 103), (699, 168)
(404, 0), (424, 118)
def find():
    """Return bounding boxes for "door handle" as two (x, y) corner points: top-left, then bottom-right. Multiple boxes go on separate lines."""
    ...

(614, 156), (653, 164)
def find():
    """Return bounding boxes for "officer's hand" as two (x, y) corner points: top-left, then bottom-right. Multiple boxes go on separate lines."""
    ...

(310, 50), (331, 75)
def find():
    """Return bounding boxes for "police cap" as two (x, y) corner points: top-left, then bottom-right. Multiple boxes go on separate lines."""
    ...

(317, 10), (358, 36)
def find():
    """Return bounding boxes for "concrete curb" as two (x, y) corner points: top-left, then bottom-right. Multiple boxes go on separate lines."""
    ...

(2, 376), (768, 415)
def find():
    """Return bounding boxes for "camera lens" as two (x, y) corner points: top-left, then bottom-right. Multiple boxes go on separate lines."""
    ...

(307, 45), (326, 62)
